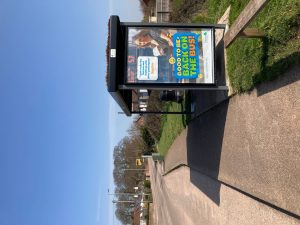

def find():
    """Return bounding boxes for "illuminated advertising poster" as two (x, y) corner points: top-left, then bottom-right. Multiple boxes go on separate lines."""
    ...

(126, 27), (214, 84)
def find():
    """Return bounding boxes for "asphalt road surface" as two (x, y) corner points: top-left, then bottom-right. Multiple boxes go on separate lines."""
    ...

(149, 159), (299, 225)
(150, 67), (300, 224)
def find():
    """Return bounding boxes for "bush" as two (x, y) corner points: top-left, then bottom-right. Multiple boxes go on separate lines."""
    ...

(144, 180), (151, 189)
(141, 127), (155, 148)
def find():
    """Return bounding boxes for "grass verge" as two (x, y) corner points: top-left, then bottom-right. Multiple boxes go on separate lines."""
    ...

(194, 0), (300, 92)
(158, 0), (300, 155)
(157, 102), (187, 156)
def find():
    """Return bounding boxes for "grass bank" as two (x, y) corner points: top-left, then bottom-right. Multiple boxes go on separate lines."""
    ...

(157, 0), (300, 155)
(193, 0), (300, 92)
(157, 102), (187, 156)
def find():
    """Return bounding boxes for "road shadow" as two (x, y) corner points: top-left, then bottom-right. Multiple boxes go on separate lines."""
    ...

(191, 39), (228, 118)
(184, 39), (229, 205)
(190, 169), (223, 205)
(255, 53), (300, 96)
(186, 99), (229, 205)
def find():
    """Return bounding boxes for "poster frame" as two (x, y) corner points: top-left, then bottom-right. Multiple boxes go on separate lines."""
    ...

(122, 22), (219, 87)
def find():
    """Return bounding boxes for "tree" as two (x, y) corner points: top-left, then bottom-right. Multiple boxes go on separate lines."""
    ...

(113, 136), (146, 224)
(143, 91), (165, 141)
(141, 127), (155, 149)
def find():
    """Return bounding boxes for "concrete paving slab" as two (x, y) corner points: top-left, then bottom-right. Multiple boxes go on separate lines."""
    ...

(149, 159), (300, 225)
(164, 66), (300, 217)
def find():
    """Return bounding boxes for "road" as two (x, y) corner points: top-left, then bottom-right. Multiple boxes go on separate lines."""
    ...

(165, 66), (300, 216)
(148, 159), (299, 225)
(149, 66), (300, 224)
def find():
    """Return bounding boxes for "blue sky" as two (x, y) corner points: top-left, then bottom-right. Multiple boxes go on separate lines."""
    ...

(0, 0), (142, 225)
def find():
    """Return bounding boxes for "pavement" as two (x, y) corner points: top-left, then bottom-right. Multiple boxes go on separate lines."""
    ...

(163, 66), (300, 219)
(149, 203), (155, 225)
(148, 159), (300, 225)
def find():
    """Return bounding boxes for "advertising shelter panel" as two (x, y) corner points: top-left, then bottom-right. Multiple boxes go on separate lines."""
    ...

(126, 27), (215, 84)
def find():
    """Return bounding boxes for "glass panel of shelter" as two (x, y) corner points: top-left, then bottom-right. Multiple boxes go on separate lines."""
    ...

(131, 89), (149, 113)
(131, 89), (192, 115)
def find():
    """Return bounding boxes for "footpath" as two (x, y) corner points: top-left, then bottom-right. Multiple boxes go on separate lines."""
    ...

(164, 66), (300, 218)
(149, 159), (299, 225)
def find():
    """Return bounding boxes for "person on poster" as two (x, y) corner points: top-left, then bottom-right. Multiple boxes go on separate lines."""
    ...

(132, 29), (174, 56)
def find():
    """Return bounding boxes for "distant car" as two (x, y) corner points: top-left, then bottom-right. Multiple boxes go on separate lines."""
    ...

(159, 90), (183, 103)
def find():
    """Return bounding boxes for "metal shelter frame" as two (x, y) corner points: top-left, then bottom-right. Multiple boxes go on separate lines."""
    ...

(107, 15), (227, 116)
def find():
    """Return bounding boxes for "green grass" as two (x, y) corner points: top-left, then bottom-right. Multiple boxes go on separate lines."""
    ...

(193, 0), (300, 92)
(171, 0), (184, 10)
(158, 0), (300, 155)
(157, 102), (187, 156)
(227, 0), (300, 92)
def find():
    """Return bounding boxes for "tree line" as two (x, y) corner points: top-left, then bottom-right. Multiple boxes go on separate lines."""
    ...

(113, 91), (165, 224)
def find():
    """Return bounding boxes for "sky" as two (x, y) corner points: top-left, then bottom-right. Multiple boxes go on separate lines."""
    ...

(0, 0), (142, 225)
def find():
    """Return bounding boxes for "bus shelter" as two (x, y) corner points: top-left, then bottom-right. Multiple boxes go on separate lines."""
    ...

(107, 15), (227, 116)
